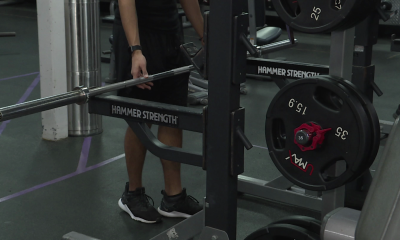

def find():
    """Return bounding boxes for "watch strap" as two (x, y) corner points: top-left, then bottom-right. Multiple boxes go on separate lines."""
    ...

(129, 45), (142, 53)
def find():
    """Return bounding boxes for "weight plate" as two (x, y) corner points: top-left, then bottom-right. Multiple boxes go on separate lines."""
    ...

(269, 215), (321, 235)
(321, 75), (380, 178)
(244, 223), (320, 240)
(314, 75), (376, 181)
(271, 0), (380, 33)
(265, 77), (372, 191)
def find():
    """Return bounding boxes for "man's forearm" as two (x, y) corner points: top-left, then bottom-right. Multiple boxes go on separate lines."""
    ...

(119, 0), (140, 46)
(180, 0), (204, 38)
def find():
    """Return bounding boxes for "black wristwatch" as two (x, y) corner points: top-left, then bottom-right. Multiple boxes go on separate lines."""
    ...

(129, 45), (142, 54)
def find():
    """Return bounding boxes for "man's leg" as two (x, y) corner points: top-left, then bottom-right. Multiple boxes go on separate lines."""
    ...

(124, 126), (146, 191)
(157, 125), (203, 218)
(119, 124), (162, 224)
(124, 124), (152, 191)
(158, 125), (183, 196)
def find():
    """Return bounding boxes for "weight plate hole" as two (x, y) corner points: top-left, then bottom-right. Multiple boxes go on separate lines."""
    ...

(321, 159), (347, 181)
(295, 4), (301, 16)
(280, 0), (301, 17)
(272, 118), (286, 150)
(314, 87), (344, 112)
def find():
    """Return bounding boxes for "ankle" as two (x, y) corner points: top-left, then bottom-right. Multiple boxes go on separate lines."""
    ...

(128, 183), (143, 192)
(162, 188), (187, 202)
(164, 188), (183, 196)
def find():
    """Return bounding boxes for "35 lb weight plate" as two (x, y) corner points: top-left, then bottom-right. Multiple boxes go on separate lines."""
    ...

(272, 0), (380, 33)
(320, 75), (380, 180)
(265, 77), (372, 191)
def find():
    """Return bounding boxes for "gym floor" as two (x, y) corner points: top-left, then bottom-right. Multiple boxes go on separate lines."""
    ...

(0, 2), (398, 240)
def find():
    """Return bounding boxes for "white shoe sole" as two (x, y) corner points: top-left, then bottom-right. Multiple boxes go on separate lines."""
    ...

(118, 198), (159, 224)
(157, 207), (191, 218)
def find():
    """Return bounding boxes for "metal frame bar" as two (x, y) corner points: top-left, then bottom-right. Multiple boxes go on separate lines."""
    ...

(247, 58), (329, 79)
(204, 1), (247, 239)
(252, 39), (298, 57)
(238, 176), (322, 211)
(321, 28), (355, 219)
(89, 95), (204, 133)
(248, 0), (257, 45)
(150, 211), (204, 240)
(126, 121), (203, 167)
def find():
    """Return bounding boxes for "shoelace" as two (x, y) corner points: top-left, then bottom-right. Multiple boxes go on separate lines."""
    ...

(187, 195), (199, 204)
(140, 193), (155, 207)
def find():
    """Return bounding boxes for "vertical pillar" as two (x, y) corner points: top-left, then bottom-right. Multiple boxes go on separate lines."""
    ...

(321, 28), (355, 218)
(37, 0), (69, 141)
(65, 0), (102, 136)
(206, 0), (247, 239)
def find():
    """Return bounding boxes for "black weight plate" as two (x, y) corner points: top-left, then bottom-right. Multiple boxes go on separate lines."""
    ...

(265, 77), (372, 191)
(322, 75), (380, 177)
(244, 223), (321, 240)
(272, 0), (379, 33)
(315, 75), (375, 181)
(309, 75), (379, 185)
(269, 215), (321, 234)
(335, 0), (379, 34)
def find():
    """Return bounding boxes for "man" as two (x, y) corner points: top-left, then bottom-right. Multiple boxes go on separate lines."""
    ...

(113, 0), (204, 224)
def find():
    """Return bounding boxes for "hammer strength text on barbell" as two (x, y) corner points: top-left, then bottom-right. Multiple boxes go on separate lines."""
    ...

(112, 105), (178, 124)
(258, 66), (320, 78)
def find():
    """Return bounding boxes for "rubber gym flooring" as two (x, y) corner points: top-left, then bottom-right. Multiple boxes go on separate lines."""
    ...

(0, 2), (398, 240)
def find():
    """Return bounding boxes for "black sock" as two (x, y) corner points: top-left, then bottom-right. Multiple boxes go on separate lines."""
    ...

(128, 187), (145, 195)
(166, 191), (183, 198)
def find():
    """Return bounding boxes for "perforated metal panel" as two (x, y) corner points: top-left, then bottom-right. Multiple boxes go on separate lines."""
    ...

(381, 0), (400, 25)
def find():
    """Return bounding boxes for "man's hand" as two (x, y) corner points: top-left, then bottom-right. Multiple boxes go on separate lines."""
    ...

(131, 50), (153, 90)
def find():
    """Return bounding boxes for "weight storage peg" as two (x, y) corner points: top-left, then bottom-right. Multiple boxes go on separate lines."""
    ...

(265, 76), (378, 191)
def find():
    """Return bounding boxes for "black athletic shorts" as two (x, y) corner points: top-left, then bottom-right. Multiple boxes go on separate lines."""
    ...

(112, 23), (189, 107)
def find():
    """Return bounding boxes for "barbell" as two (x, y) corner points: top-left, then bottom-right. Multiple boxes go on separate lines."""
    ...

(0, 65), (194, 122)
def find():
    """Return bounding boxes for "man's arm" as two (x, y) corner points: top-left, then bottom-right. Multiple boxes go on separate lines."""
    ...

(118, 0), (152, 89)
(180, 0), (204, 39)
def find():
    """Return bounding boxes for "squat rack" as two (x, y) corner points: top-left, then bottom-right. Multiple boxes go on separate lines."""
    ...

(0, 1), (248, 238)
(0, 0), (383, 239)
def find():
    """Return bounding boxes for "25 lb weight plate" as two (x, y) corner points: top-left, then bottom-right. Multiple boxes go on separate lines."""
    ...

(272, 0), (380, 33)
(265, 77), (373, 191)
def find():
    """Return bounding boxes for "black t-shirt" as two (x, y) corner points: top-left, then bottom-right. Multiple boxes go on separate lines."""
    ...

(114, 0), (180, 33)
